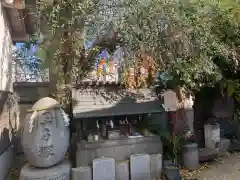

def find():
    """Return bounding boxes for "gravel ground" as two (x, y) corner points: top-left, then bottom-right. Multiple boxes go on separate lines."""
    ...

(7, 152), (240, 180)
(195, 152), (240, 180)
(180, 152), (240, 180)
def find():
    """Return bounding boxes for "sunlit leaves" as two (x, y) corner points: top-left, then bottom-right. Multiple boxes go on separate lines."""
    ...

(115, 0), (240, 91)
(21, 0), (240, 94)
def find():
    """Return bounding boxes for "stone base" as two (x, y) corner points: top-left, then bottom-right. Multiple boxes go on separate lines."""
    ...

(77, 136), (162, 166)
(19, 160), (71, 180)
(199, 148), (218, 162)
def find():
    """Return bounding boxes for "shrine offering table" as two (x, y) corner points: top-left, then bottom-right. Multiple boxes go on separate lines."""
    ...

(76, 136), (162, 166)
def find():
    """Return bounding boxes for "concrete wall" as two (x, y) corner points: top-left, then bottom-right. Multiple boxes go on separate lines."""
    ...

(14, 82), (50, 105)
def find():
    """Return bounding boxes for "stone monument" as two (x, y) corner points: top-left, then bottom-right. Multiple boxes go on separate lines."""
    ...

(130, 154), (150, 180)
(19, 97), (71, 180)
(204, 123), (220, 150)
(116, 160), (129, 180)
(93, 157), (116, 180)
(150, 154), (162, 179)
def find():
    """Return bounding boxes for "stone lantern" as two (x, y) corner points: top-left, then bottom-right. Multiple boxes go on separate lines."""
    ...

(21, 97), (70, 168)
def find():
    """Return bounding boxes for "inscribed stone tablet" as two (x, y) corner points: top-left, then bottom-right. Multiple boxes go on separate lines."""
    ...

(150, 154), (162, 180)
(93, 157), (115, 180)
(163, 90), (178, 111)
(72, 166), (92, 180)
(130, 154), (150, 180)
(116, 160), (129, 180)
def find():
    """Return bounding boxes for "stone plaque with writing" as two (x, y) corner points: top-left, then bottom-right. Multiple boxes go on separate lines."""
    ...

(93, 157), (115, 180)
(21, 97), (70, 168)
(150, 154), (162, 180)
(163, 90), (178, 111)
(116, 160), (129, 180)
(130, 154), (150, 180)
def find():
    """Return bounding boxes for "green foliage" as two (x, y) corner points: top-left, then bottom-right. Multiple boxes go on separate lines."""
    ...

(21, 0), (240, 105)
(28, 0), (113, 88)
(149, 124), (186, 162)
(115, 0), (240, 91)
(221, 79), (240, 102)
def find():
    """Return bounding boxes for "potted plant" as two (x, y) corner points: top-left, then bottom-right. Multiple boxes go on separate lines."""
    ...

(149, 125), (186, 180)
(162, 132), (187, 180)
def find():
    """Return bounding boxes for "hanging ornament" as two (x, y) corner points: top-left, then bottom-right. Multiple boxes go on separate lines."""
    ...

(28, 111), (37, 133)
(60, 108), (70, 127)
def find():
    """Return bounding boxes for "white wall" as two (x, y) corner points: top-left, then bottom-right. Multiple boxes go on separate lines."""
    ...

(0, 3), (13, 179)
(0, 3), (12, 92)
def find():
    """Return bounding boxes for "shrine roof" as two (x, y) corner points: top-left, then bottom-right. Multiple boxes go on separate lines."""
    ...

(72, 87), (164, 118)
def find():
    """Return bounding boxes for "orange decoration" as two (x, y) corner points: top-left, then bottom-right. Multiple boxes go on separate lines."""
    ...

(109, 61), (114, 73)
(99, 59), (106, 65)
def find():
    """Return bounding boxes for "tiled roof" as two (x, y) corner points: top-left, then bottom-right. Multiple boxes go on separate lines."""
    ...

(72, 87), (164, 118)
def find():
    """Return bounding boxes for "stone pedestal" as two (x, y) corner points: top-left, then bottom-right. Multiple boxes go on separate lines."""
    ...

(19, 160), (71, 180)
